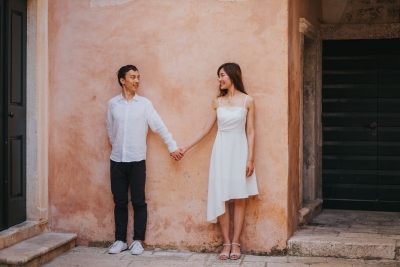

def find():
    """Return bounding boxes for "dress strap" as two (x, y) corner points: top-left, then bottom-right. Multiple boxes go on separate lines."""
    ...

(243, 95), (248, 108)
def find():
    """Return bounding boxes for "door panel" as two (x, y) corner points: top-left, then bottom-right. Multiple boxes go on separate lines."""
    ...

(322, 39), (400, 211)
(323, 155), (377, 170)
(322, 56), (376, 71)
(323, 99), (377, 112)
(377, 39), (400, 207)
(323, 141), (376, 155)
(323, 71), (377, 84)
(323, 84), (377, 98)
(378, 84), (400, 97)
(10, 12), (22, 104)
(0, 0), (4, 231)
(322, 113), (377, 127)
(322, 170), (377, 184)
(322, 84), (376, 100)
(323, 184), (376, 200)
(323, 127), (376, 141)
(10, 138), (22, 197)
(1, 0), (27, 229)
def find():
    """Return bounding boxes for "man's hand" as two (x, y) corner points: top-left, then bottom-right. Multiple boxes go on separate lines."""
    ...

(170, 149), (183, 161)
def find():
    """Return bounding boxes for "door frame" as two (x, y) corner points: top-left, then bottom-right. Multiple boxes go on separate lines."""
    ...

(298, 20), (400, 222)
(314, 23), (400, 214)
(298, 18), (323, 225)
(24, 0), (49, 224)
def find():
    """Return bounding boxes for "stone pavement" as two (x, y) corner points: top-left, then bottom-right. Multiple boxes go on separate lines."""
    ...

(41, 210), (400, 266)
(41, 246), (400, 267)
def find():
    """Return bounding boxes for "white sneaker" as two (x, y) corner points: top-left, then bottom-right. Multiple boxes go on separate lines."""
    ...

(108, 240), (128, 254)
(129, 241), (144, 255)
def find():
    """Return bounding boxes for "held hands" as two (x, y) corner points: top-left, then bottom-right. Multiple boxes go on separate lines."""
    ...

(170, 147), (187, 161)
(246, 160), (254, 177)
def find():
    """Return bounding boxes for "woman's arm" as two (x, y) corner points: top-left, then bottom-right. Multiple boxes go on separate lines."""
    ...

(245, 96), (255, 177)
(180, 99), (218, 155)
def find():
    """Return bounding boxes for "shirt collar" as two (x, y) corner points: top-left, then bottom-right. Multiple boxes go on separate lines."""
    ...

(118, 93), (139, 102)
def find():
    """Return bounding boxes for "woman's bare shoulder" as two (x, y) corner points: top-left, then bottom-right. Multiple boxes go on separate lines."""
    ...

(245, 94), (254, 103)
(211, 97), (219, 109)
(245, 94), (255, 109)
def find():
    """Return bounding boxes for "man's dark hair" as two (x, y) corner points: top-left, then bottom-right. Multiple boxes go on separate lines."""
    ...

(117, 65), (138, 87)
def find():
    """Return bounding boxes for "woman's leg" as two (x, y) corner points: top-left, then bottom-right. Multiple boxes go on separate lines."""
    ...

(218, 201), (231, 258)
(231, 198), (245, 257)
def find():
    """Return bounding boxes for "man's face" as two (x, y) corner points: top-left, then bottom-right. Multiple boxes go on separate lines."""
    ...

(120, 70), (140, 93)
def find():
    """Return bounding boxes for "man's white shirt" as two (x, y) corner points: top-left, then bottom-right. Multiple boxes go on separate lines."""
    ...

(107, 93), (178, 162)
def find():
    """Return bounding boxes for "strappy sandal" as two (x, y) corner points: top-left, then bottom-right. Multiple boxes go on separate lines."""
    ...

(219, 243), (231, 260)
(230, 243), (241, 260)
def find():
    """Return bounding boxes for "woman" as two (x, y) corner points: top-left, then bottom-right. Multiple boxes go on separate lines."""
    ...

(179, 63), (259, 260)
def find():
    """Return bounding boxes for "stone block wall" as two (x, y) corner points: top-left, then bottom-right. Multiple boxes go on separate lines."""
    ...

(322, 0), (400, 23)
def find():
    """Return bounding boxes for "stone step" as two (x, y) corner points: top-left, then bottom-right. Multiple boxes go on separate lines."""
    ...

(0, 232), (77, 267)
(288, 230), (398, 260)
(0, 221), (47, 250)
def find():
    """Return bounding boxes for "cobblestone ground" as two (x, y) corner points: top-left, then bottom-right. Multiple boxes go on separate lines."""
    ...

(42, 246), (400, 267)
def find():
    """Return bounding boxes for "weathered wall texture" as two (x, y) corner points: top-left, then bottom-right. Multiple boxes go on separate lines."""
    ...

(288, 0), (322, 235)
(48, 0), (291, 253)
(322, 22), (400, 39)
(322, 0), (400, 39)
(322, 0), (400, 24)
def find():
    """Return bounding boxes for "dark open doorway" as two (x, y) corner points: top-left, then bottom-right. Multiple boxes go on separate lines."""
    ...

(322, 39), (400, 211)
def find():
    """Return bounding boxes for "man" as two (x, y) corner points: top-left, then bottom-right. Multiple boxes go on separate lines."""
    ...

(107, 65), (182, 255)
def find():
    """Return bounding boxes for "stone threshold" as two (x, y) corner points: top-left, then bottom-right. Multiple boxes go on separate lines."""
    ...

(288, 232), (397, 260)
(299, 199), (323, 226)
(0, 233), (77, 267)
(289, 209), (400, 260)
(0, 221), (47, 250)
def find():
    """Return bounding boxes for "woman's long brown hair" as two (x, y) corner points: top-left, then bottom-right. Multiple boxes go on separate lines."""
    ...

(217, 62), (247, 97)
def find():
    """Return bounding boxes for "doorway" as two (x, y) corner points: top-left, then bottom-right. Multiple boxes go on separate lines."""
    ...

(0, 0), (27, 230)
(322, 39), (400, 211)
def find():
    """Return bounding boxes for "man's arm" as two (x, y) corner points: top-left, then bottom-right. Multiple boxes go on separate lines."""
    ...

(146, 101), (179, 154)
(106, 102), (115, 145)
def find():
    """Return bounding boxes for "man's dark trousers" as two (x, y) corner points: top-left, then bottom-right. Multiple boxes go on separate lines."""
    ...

(110, 160), (147, 242)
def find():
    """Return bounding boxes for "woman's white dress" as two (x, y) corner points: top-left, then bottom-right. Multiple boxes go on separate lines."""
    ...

(207, 96), (259, 223)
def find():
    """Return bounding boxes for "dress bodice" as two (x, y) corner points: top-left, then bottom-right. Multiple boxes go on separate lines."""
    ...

(217, 107), (248, 132)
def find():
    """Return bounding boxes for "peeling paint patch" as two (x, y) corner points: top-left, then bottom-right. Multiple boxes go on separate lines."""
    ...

(90, 0), (134, 8)
(219, 0), (248, 1)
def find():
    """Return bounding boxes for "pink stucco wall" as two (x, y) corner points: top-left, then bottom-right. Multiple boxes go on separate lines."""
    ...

(48, 0), (292, 253)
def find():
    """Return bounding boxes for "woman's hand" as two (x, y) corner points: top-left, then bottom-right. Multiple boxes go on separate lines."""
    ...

(179, 147), (188, 156)
(246, 160), (254, 177)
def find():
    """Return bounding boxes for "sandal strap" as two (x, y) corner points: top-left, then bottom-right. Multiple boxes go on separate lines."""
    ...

(222, 243), (231, 246)
(219, 251), (230, 260)
(231, 242), (241, 246)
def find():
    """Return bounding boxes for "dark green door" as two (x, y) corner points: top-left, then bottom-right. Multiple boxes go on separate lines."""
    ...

(0, 0), (27, 230)
(322, 39), (400, 211)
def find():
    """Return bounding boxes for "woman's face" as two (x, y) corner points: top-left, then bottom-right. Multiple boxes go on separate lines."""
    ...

(218, 68), (232, 90)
